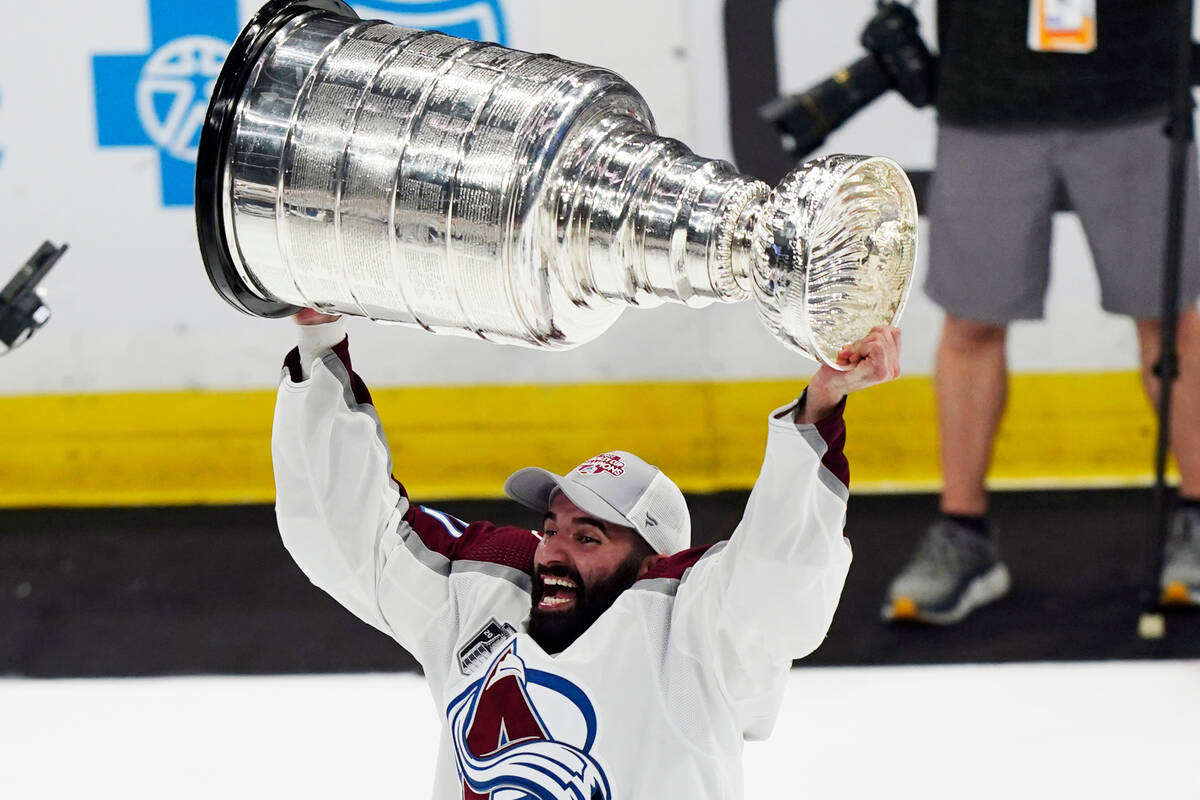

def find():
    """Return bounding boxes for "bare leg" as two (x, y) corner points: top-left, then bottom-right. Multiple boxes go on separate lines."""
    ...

(883, 313), (1011, 622)
(936, 314), (1009, 516)
(1134, 306), (1200, 497)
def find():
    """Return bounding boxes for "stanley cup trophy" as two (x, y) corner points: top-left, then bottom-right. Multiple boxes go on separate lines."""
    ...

(196, 0), (918, 367)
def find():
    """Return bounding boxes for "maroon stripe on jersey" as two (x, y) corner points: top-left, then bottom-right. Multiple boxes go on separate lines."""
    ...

(329, 337), (373, 406)
(402, 503), (539, 575)
(638, 544), (716, 581)
(283, 347), (305, 383)
(814, 400), (849, 490)
(281, 335), (370, 405)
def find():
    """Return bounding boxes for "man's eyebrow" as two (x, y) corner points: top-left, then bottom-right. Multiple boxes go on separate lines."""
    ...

(541, 511), (609, 535)
(572, 516), (609, 535)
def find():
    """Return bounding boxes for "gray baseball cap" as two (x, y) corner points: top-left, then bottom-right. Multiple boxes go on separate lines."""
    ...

(504, 450), (691, 555)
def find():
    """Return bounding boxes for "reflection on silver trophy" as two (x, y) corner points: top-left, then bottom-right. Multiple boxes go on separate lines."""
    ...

(196, 0), (917, 366)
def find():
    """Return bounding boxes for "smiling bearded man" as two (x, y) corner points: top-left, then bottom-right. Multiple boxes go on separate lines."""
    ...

(507, 451), (687, 654)
(273, 310), (901, 799)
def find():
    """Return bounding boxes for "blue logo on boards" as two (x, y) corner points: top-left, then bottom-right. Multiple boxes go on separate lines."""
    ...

(92, 0), (237, 207)
(92, 0), (509, 208)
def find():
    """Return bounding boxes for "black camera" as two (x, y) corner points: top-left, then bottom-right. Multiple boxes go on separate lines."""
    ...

(760, 1), (938, 160)
(0, 242), (68, 355)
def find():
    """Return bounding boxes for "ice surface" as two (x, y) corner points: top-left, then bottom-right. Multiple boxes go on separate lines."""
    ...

(1, 661), (1196, 798)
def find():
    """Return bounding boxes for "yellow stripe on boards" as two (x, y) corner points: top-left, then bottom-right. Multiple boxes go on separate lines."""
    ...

(0, 371), (1177, 508)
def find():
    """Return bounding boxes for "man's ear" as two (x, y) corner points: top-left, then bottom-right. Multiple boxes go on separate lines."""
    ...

(637, 553), (667, 578)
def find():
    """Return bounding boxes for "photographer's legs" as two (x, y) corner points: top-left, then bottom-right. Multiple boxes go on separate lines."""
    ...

(884, 123), (1048, 624)
(937, 315), (1009, 515)
(1136, 307), (1200, 605)
(1059, 116), (1200, 606)
(1134, 308), (1200, 497)
(882, 314), (1012, 623)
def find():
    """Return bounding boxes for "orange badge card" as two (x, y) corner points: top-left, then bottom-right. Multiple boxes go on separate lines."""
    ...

(1028, 0), (1097, 53)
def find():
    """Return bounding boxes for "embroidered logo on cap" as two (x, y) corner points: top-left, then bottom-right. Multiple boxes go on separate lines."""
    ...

(576, 453), (625, 477)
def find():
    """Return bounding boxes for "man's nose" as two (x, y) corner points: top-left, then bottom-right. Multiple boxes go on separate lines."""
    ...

(538, 533), (570, 562)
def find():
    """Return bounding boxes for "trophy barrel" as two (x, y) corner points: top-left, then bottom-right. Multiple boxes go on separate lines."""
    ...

(197, 0), (356, 318)
(196, 0), (918, 364)
(198, 0), (666, 347)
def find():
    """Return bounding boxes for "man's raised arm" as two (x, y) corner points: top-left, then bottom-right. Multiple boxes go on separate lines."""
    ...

(668, 326), (901, 733)
(272, 311), (430, 648)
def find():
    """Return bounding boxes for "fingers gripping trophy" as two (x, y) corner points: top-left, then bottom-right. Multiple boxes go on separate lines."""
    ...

(196, 0), (917, 367)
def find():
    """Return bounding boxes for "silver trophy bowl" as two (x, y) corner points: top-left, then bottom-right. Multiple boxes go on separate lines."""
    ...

(196, 0), (917, 367)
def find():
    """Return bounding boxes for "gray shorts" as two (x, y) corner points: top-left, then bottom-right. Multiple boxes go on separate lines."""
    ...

(924, 117), (1200, 322)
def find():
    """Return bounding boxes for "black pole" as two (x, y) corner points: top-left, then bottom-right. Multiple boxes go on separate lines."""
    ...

(1139, 0), (1195, 639)
(722, 0), (794, 183)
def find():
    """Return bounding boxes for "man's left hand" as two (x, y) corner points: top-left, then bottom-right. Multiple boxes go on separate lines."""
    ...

(797, 325), (901, 423)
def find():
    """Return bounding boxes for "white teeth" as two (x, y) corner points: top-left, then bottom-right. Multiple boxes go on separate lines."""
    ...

(542, 576), (577, 589)
(539, 596), (573, 608)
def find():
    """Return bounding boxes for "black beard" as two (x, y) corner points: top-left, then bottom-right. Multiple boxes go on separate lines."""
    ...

(528, 556), (644, 654)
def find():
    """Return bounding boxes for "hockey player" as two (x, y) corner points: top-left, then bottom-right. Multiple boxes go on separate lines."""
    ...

(272, 309), (900, 799)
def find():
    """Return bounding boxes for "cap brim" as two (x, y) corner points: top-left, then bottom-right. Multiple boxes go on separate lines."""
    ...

(504, 467), (633, 531)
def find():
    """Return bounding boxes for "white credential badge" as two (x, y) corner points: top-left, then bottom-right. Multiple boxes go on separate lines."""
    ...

(1028, 0), (1097, 53)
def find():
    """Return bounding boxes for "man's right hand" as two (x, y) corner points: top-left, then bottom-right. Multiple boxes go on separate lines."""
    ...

(796, 325), (901, 423)
(295, 308), (342, 326)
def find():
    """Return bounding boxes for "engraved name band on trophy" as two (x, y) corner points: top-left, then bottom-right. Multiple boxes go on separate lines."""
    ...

(196, 0), (918, 367)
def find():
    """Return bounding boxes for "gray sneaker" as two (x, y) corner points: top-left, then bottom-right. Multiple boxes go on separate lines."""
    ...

(882, 518), (1011, 624)
(1160, 507), (1200, 606)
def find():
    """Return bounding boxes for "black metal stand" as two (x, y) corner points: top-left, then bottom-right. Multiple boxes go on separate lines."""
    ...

(1139, 0), (1195, 639)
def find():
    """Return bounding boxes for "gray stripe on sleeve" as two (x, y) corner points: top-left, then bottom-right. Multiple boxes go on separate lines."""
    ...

(319, 352), (398, 478)
(633, 577), (682, 597)
(453, 560), (534, 594)
(632, 541), (728, 596)
(816, 463), (850, 503)
(396, 519), (452, 577)
(794, 426), (851, 504)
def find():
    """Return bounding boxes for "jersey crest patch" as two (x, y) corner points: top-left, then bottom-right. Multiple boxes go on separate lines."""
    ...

(458, 618), (518, 675)
(447, 642), (613, 799)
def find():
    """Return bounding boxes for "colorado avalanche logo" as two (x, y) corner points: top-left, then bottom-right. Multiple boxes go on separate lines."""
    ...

(448, 643), (612, 800)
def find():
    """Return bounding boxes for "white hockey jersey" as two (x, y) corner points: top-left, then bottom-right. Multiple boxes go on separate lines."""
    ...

(272, 330), (853, 800)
